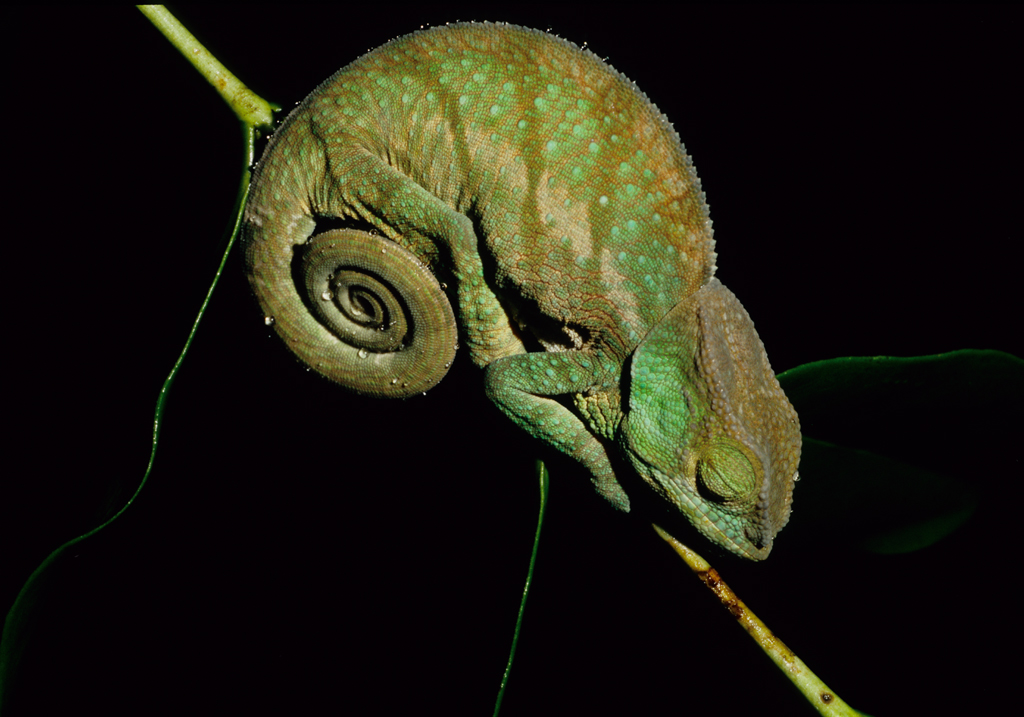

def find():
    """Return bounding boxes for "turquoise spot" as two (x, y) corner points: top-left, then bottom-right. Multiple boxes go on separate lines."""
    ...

(617, 251), (626, 261)
(653, 212), (662, 223)
(626, 219), (637, 231)
(518, 119), (527, 129)
(459, 95), (468, 106)
(546, 213), (554, 223)
(534, 97), (546, 109)
(546, 140), (557, 151)
(490, 104), (501, 115)
(619, 162), (629, 172)
(588, 142), (599, 153)
(598, 196), (609, 205)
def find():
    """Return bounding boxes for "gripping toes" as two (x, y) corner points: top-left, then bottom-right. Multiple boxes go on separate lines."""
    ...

(485, 352), (629, 509)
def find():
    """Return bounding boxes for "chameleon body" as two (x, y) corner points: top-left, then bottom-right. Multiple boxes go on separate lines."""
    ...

(243, 23), (801, 559)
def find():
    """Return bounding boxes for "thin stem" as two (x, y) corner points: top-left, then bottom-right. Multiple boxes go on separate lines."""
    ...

(137, 5), (275, 128)
(653, 525), (872, 717)
(493, 460), (550, 716)
(0, 122), (257, 711)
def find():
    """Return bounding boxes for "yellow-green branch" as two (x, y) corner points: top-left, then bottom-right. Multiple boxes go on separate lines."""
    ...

(137, 5), (274, 128)
(654, 525), (871, 717)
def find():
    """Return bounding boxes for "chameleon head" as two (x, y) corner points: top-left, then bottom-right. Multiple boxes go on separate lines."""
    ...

(619, 279), (801, 560)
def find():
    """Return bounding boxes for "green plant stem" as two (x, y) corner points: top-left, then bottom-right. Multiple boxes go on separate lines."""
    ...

(137, 5), (274, 128)
(653, 525), (871, 717)
(0, 120), (256, 710)
(493, 460), (549, 716)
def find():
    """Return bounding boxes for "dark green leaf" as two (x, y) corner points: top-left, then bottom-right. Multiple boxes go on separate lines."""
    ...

(778, 350), (1021, 551)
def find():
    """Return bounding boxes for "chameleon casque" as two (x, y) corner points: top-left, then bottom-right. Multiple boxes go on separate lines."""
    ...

(243, 22), (801, 560)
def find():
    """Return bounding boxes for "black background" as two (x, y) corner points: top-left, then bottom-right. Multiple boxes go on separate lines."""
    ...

(4, 4), (1019, 715)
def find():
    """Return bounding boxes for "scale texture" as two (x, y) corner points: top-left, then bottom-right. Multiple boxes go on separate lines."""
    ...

(243, 22), (801, 559)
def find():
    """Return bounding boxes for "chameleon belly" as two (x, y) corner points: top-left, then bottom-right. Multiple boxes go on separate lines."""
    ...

(243, 23), (801, 559)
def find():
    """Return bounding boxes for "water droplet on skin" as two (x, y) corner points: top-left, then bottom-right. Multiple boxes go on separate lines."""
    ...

(264, 316), (275, 326)
(321, 290), (333, 300)
(357, 348), (368, 359)
(391, 378), (398, 385)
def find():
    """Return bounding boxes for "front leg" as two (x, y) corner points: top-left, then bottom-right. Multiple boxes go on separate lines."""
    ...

(485, 351), (629, 510)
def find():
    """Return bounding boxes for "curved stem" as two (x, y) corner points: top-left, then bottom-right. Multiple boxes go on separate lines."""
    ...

(137, 5), (275, 128)
(0, 121), (257, 710)
(493, 460), (549, 716)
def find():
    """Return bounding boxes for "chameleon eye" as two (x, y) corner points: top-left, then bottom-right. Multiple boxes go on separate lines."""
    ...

(696, 440), (759, 504)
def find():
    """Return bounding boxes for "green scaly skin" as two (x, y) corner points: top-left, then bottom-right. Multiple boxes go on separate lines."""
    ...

(243, 23), (801, 559)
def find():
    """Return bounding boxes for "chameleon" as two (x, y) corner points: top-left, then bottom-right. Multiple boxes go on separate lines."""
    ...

(242, 22), (801, 560)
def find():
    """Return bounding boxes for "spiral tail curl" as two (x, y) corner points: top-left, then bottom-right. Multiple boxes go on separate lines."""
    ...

(248, 227), (458, 398)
